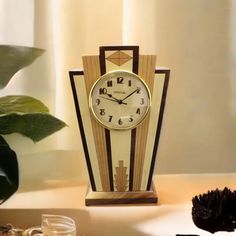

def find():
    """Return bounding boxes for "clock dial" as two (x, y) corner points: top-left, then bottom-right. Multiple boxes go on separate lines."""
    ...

(89, 70), (151, 130)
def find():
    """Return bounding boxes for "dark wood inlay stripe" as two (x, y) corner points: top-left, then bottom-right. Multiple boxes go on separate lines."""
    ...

(147, 69), (170, 190)
(129, 128), (136, 191)
(132, 46), (139, 74)
(105, 128), (114, 191)
(99, 48), (106, 75)
(69, 71), (96, 191)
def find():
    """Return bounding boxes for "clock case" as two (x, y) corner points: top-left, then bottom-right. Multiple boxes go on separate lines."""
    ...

(69, 46), (170, 206)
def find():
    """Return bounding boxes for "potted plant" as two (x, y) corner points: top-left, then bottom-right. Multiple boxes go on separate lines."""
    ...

(0, 45), (66, 204)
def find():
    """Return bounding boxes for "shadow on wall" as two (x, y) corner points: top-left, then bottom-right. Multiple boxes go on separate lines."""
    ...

(17, 150), (88, 193)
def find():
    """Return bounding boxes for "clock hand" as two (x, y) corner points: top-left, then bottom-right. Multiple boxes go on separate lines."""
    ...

(107, 94), (121, 102)
(121, 88), (139, 102)
(107, 93), (128, 105)
(99, 96), (127, 105)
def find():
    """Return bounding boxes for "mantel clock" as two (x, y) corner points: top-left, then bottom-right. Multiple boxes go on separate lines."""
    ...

(69, 46), (170, 205)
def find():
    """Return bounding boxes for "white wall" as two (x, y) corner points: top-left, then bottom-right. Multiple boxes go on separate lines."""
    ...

(158, 0), (236, 174)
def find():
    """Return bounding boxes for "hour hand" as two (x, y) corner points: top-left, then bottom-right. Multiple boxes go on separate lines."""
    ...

(99, 96), (127, 105)
(107, 94), (120, 102)
(107, 93), (127, 105)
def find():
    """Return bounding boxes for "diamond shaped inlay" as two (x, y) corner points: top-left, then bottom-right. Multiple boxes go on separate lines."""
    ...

(106, 51), (132, 66)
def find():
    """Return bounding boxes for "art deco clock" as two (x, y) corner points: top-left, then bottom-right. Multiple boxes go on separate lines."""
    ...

(69, 46), (170, 205)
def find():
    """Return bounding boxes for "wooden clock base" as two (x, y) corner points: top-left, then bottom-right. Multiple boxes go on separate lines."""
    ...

(85, 183), (158, 206)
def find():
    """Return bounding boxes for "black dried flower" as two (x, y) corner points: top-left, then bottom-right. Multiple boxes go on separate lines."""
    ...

(192, 187), (236, 233)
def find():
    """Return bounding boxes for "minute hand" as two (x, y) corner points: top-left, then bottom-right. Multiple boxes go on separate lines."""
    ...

(121, 88), (139, 102)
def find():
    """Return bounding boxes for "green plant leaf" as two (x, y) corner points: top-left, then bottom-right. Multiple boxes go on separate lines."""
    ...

(0, 135), (18, 204)
(0, 45), (44, 88)
(0, 95), (49, 114)
(0, 113), (67, 142)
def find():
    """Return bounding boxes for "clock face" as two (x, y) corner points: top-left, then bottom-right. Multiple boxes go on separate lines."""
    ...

(89, 70), (151, 130)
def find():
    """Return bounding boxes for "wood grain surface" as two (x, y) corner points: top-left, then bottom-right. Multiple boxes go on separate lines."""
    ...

(132, 55), (156, 190)
(83, 56), (111, 191)
(85, 182), (157, 206)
